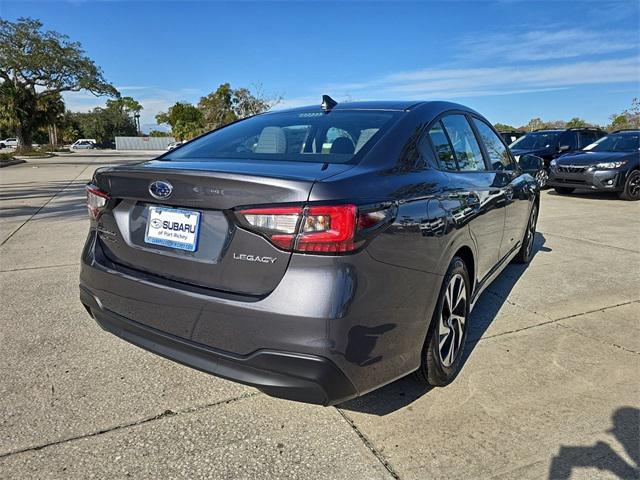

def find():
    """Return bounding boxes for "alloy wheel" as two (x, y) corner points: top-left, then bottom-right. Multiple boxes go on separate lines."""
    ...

(536, 169), (548, 188)
(629, 172), (640, 198)
(524, 204), (538, 259)
(438, 273), (467, 367)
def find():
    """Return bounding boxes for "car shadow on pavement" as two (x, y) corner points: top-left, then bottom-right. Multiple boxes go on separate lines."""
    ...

(548, 406), (639, 479)
(547, 189), (620, 201)
(339, 232), (549, 416)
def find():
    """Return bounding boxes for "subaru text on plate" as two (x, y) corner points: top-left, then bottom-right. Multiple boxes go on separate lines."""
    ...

(80, 98), (541, 405)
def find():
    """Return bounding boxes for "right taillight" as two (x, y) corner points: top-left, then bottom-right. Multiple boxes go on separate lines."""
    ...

(86, 184), (109, 220)
(236, 203), (394, 254)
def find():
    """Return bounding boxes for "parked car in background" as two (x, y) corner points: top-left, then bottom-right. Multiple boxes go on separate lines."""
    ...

(548, 129), (640, 200)
(500, 131), (524, 145)
(71, 139), (97, 149)
(510, 128), (606, 171)
(80, 99), (541, 405)
(0, 138), (19, 148)
(166, 140), (184, 150)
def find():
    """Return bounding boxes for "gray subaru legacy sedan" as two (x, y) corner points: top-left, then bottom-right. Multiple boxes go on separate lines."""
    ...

(80, 98), (540, 405)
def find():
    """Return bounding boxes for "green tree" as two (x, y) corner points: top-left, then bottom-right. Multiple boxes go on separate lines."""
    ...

(198, 83), (280, 131)
(493, 123), (516, 132)
(198, 83), (237, 131)
(0, 18), (118, 149)
(148, 130), (171, 137)
(565, 117), (588, 128)
(156, 102), (204, 140)
(105, 96), (142, 116)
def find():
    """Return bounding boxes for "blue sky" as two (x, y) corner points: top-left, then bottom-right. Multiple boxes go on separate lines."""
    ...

(3, 1), (639, 131)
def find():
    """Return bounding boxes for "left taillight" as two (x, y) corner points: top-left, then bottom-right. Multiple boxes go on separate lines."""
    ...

(236, 203), (394, 254)
(86, 184), (109, 220)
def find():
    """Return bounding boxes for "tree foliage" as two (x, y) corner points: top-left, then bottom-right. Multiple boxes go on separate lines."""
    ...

(493, 122), (517, 132)
(0, 17), (117, 147)
(156, 83), (280, 140)
(607, 98), (640, 130)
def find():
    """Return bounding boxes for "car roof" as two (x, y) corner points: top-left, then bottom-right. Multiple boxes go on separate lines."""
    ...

(265, 100), (483, 119)
(610, 129), (640, 134)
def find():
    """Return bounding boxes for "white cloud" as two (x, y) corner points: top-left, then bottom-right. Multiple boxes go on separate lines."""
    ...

(456, 28), (637, 62)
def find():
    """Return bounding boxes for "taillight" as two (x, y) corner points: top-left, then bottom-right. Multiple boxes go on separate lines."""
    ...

(237, 203), (393, 254)
(86, 185), (109, 219)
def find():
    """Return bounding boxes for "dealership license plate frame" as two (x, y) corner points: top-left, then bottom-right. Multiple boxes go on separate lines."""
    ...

(144, 206), (201, 252)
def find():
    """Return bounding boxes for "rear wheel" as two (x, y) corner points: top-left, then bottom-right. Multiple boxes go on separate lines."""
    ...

(513, 202), (538, 264)
(554, 187), (575, 195)
(619, 170), (640, 201)
(416, 257), (470, 387)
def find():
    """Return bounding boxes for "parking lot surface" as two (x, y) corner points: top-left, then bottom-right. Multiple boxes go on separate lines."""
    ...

(1, 152), (638, 479)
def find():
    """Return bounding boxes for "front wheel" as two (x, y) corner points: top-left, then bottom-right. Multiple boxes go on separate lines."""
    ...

(535, 169), (548, 188)
(619, 170), (640, 201)
(416, 257), (470, 387)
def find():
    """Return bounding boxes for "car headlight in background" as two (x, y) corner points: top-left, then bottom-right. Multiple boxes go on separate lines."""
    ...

(595, 161), (627, 169)
(550, 159), (557, 168)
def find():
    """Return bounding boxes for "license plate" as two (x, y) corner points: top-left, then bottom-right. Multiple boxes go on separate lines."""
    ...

(144, 206), (201, 252)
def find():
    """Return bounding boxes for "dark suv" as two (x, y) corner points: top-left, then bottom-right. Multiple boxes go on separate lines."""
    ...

(548, 130), (640, 200)
(510, 128), (607, 170)
(80, 100), (541, 405)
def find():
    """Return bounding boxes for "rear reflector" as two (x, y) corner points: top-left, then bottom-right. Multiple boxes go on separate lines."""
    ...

(237, 203), (392, 254)
(86, 185), (109, 219)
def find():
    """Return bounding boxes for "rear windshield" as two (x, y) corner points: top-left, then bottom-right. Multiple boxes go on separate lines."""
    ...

(164, 110), (400, 164)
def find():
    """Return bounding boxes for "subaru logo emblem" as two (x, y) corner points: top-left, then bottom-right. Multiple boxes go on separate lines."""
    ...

(149, 180), (173, 199)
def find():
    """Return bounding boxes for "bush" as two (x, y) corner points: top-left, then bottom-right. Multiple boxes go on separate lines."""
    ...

(0, 152), (13, 161)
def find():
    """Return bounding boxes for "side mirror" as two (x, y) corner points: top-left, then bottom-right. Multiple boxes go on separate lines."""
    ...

(558, 144), (571, 153)
(519, 154), (543, 172)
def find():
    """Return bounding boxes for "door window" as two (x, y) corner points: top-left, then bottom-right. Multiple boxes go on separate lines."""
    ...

(427, 121), (457, 170)
(559, 131), (577, 149)
(441, 115), (486, 171)
(472, 119), (514, 171)
(578, 131), (598, 149)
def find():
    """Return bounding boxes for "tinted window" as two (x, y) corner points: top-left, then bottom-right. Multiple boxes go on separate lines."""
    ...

(587, 132), (639, 152)
(578, 131), (599, 148)
(511, 132), (559, 149)
(427, 121), (457, 170)
(165, 110), (399, 164)
(559, 131), (577, 149)
(473, 119), (513, 171)
(441, 115), (486, 171)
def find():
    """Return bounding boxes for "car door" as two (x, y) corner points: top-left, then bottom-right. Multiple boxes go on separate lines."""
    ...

(435, 114), (506, 281)
(472, 118), (533, 260)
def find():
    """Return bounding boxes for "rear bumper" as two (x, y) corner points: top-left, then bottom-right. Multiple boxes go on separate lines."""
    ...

(548, 168), (625, 191)
(81, 286), (356, 405)
(80, 230), (442, 404)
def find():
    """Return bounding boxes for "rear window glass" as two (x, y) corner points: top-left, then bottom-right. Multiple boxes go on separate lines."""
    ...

(164, 110), (400, 164)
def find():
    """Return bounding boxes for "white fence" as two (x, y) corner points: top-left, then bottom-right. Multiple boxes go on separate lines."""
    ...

(115, 136), (175, 150)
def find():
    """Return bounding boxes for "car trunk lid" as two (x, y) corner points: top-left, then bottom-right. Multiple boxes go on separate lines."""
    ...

(93, 159), (352, 296)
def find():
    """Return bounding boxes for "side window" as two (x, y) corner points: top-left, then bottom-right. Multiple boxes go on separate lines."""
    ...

(427, 121), (457, 170)
(578, 131), (597, 149)
(441, 115), (486, 171)
(559, 131), (577, 149)
(472, 119), (514, 171)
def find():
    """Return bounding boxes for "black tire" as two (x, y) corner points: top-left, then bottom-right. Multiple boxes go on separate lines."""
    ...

(512, 202), (538, 264)
(416, 257), (470, 387)
(554, 187), (575, 195)
(619, 170), (640, 201)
